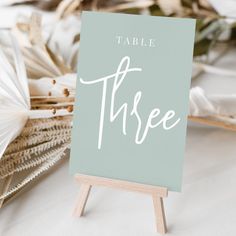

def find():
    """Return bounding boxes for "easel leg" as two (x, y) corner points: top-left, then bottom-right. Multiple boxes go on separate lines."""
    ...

(152, 194), (167, 235)
(73, 184), (91, 217)
(74, 175), (168, 233)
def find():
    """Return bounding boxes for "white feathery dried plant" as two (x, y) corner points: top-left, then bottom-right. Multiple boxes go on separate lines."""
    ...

(11, 12), (80, 79)
(0, 32), (73, 206)
(0, 34), (30, 159)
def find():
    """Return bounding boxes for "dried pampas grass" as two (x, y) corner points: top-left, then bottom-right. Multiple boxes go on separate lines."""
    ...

(0, 117), (71, 204)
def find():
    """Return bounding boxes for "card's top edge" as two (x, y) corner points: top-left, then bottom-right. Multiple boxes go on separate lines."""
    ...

(81, 10), (196, 23)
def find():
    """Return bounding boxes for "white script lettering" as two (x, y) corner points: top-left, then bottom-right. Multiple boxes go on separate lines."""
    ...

(80, 56), (180, 149)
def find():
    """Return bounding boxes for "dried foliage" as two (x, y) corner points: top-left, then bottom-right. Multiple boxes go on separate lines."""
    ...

(0, 15), (76, 205)
(0, 118), (71, 202)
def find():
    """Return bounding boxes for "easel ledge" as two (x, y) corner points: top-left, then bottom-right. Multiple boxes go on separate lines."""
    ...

(73, 174), (168, 234)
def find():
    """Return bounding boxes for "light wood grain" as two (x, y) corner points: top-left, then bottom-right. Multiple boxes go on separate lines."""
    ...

(153, 193), (167, 234)
(73, 184), (91, 217)
(75, 174), (168, 197)
(74, 174), (168, 234)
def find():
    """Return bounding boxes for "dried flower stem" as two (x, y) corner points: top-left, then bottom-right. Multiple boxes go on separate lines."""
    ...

(188, 116), (236, 132)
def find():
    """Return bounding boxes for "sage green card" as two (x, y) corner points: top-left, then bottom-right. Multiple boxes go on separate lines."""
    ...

(70, 11), (195, 191)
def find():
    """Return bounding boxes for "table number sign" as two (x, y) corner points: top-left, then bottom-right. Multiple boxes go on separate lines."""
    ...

(70, 11), (195, 233)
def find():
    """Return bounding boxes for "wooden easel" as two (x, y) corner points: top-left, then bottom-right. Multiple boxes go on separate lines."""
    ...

(73, 174), (168, 235)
